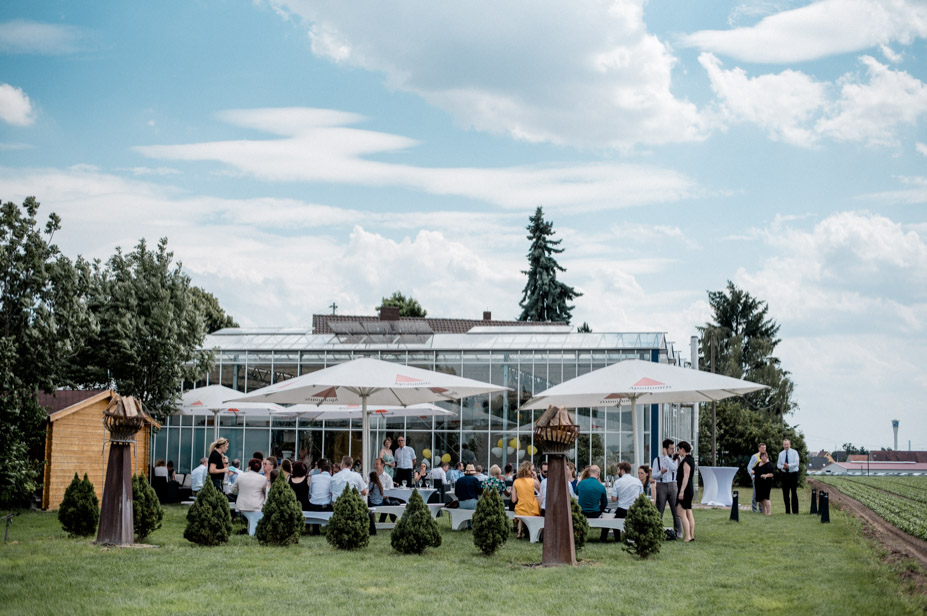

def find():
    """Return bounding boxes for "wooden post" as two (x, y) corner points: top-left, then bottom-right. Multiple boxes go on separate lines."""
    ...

(541, 455), (576, 566)
(95, 442), (134, 545)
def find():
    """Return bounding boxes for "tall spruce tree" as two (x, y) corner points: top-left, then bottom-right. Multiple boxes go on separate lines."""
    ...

(518, 207), (581, 323)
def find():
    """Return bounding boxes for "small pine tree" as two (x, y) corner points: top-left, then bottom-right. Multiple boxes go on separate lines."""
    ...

(183, 477), (232, 546)
(391, 488), (441, 555)
(256, 474), (304, 546)
(570, 497), (589, 553)
(326, 487), (369, 550)
(623, 493), (664, 559)
(472, 488), (509, 556)
(58, 473), (99, 537)
(132, 474), (163, 542)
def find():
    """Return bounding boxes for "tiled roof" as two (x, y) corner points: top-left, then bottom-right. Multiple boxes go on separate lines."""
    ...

(869, 451), (927, 463)
(312, 313), (567, 335)
(38, 390), (108, 415)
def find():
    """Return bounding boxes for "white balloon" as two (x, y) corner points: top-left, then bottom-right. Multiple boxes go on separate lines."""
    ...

(491, 447), (503, 457)
(516, 449), (526, 459)
(507, 446), (515, 455)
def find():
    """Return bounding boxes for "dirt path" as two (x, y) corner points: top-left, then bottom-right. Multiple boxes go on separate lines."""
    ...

(811, 480), (927, 596)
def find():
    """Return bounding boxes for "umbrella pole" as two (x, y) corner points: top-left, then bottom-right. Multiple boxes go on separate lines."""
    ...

(213, 410), (219, 444)
(630, 394), (641, 469)
(362, 395), (370, 477)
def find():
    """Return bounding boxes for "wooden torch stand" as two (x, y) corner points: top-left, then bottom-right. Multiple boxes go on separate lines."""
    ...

(95, 442), (134, 545)
(541, 454), (576, 566)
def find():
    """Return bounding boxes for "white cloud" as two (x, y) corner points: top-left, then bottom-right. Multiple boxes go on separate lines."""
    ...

(266, 0), (707, 148)
(135, 106), (702, 211)
(682, 0), (927, 63)
(0, 83), (35, 126)
(699, 53), (826, 146)
(735, 211), (927, 334)
(0, 19), (84, 54)
(700, 54), (927, 147)
(917, 142), (927, 157)
(815, 55), (927, 146)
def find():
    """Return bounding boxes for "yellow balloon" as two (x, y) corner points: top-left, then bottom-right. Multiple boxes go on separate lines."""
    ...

(422, 449), (432, 459)
(509, 438), (521, 449)
(527, 445), (537, 455)
(441, 453), (451, 463)
(497, 438), (504, 448)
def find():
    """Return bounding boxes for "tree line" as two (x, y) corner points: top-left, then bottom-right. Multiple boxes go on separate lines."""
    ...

(1, 197), (234, 507)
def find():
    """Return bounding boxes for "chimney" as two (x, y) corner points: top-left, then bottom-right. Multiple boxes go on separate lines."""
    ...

(892, 419), (899, 451)
(379, 305), (400, 321)
(483, 311), (492, 321)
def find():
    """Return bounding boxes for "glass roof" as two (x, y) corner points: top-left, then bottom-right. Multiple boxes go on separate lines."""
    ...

(203, 329), (669, 353)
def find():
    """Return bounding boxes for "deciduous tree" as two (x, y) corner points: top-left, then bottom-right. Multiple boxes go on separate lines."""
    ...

(379, 291), (427, 317)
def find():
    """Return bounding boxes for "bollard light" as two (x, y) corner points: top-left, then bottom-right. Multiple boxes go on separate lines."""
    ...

(729, 490), (740, 522)
(810, 488), (818, 515)
(820, 492), (830, 523)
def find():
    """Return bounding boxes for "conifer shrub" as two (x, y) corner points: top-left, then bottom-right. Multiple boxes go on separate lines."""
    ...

(132, 474), (163, 542)
(326, 486), (369, 550)
(256, 473), (304, 546)
(570, 497), (589, 552)
(183, 477), (232, 546)
(391, 488), (441, 555)
(623, 493), (664, 559)
(472, 487), (508, 556)
(58, 473), (99, 537)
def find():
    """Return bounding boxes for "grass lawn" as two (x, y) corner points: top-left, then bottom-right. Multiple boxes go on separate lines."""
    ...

(1, 488), (924, 616)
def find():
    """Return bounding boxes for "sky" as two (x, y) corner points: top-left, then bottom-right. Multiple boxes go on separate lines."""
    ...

(2, 0), (926, 453)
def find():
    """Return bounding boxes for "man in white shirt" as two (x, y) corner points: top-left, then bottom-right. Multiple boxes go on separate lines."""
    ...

(747, 443), (767, 513)
(610, 461), (643, 518)
(394, 436), (416, 487)
(776, 439), (800, 514)
(190, 458), (208, 494)
(539, 473), (576, 513)
(330, 455), (368, 502)
(430, 462), (447, 484)
(375, 457), (394, 490)
(652, 439), (682, 536)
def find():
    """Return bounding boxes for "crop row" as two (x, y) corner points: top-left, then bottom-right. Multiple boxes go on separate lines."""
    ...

(817, 477), (927, 541)
(840, 476), (927, 505)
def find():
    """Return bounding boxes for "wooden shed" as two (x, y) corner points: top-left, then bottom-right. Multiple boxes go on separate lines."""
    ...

(40, 389), (160, 510)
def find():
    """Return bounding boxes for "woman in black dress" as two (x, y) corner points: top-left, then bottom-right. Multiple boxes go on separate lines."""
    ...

(675, 441), (696, 542)
(753, 451), (775, 516)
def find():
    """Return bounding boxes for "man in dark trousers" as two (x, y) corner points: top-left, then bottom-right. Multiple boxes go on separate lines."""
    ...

(776, 439), (800, 514)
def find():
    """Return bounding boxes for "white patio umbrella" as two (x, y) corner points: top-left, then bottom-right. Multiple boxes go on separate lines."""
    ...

(179, 385), (284, 442)
(274, 402), (455, 421)
(520, 359), (768, 468)
(229, 358), (508, 475)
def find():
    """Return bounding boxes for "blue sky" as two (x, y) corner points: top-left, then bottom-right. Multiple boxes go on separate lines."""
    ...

(2, 0), (927, 453)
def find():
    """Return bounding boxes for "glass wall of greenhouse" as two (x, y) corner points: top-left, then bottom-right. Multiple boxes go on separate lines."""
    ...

(152, 327), (696, 479)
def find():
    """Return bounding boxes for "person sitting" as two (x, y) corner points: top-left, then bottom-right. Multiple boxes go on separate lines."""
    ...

(154, 459), (168, 478)
(538, 469), (575, 515)
(231, 458), (268, 536)
(638, 465), (655, 504)
(482, 464), (507, 495)
(288, 461), (311, 511)
(474, 465), (488, 482)
(446, 462), (464, 485)
(190, 457), (208, 494)
(413, 462), (430, 487)
(368, 471), (385, 508)
(568, 462), (578, 494)
(503, 463), (514, 484)
(610, 461), (643, 518)
(431, 462), (448, 485)
(577, 465), (611, 541)
(306, 459), (333, 535)
(511, 461), (541, 538)
(454, 464), (483, 510)
(228, 458), (242, 487)
(280, 458), (292, 481)
(166, 460), (176, 482)
(374, 457), (394, 491)
(330, 456), (367, 502)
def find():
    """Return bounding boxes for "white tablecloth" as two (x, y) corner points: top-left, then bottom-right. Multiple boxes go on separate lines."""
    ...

(698, 466), (738, 507)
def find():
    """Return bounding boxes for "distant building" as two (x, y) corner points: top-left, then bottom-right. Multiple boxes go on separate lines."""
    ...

(819, 461), (927, 476)
(869, 450), (927, 463)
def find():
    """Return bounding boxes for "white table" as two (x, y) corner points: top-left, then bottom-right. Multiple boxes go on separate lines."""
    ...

(384, 488), (436, 503)
(699, 466), (739, 507)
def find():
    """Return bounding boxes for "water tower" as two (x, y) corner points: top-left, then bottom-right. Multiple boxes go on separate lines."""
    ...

(892, 419), (899, 451)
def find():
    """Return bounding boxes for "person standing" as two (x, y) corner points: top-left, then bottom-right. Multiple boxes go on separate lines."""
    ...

(393, 436), (416, 487)
(207, 438), (230, 492)
(378, 437), (396, 478)
(777, 439), (800, 514)
(652, 439), (682, 538)
(747, 443), (767, 513)
(753, 452), (775, 516)
(676, 441), (696, 542)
